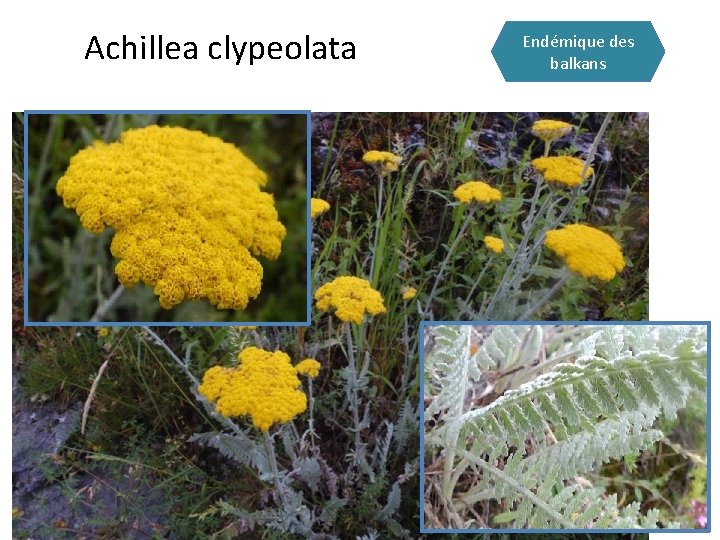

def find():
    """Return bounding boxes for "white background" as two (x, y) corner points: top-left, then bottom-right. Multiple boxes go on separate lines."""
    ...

(2, 1), (717, 537)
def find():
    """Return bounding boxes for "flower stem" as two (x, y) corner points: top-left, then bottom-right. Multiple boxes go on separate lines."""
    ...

(344, 322), (363, 462)
(481, 193), (553, 318)
(462, 254), (495, 309)
(91, 284), (124, 322)
(581, 112), (614, 183)
(424, 206), (477, 316)
(399, 309), (411, 402)
(369, 169), (385, 286)
(520, 270), (572, 319)
(263, 431), (290, 524)
(141, 327), (250, 442)
(306, 378), (317, 449)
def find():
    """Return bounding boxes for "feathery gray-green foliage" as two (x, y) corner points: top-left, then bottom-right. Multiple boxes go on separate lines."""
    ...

(424, 324), (706, 529)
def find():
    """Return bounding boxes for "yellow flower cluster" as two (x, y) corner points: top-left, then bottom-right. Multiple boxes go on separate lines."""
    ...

(401, 286), (417, 301)
(311, 197), (331, 219)
(531, 119), (573, 142)
(295, 358), (321, 378)
(453, 181), (503, 205)
(544, 224), (625, 281)
(314, 276), (386, 324)
(531, 156), (593, 187)
(56, 126), (287, 310)
(96, 327), (110, 337)
(198, 347), (307, 432)
(362, 150), (403, 173)
(483, 235), (504, 254)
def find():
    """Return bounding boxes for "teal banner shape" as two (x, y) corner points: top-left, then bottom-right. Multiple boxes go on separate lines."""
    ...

(491, 21), (664, 82)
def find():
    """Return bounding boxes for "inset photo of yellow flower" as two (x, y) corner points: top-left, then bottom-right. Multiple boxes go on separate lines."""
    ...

(24, 112), (309, 324)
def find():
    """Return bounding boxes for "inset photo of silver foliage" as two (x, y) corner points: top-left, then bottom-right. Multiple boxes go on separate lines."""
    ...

(422, 323), (708, 532)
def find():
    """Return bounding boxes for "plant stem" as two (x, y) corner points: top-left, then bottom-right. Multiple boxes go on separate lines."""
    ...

(263, 431), (290, 527)
(581, 112), (614, 183)
(462, 254), (495, 310)
(424, 206), (477, 316)
(399, 309), (411, 403)
(141, 327), (250, 442)
(306, 378), (317, 449)
(369, 168), (384, 285)
(522, 178), (545, 233)
(457, 448), (576, 528)
(481, 193), (553, 318)
(520, 270), (572, 320)
(91, 284), (124, 322)
(344, 323), (363, 463)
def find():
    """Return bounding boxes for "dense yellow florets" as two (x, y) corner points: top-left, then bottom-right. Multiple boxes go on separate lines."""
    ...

(198, 347), (307, 432)
(314, 276), (386, 324)
(401, 286), (417, 301)
(531, 156), (593, 187)
(531, 119), (573, 142)
(311, 197), (331, 219)
(56, 126), (287, 310)
(362, 150), (403, 173)
(484, 235), (504, 254)
(453, 181), (503, 205)
(295, 358), (321, 378)
(544, 224), (626, 281)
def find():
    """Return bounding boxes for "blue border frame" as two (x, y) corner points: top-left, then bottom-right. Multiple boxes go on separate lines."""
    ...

(419, 320), (711, 534)
(23, 110), (312, 327)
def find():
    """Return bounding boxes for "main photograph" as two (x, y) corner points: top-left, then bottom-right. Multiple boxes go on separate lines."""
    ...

(12, 113), (659, 538)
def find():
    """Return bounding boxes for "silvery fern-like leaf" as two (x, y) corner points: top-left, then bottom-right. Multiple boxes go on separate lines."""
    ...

(379, 481), (401, 521)
(189, 431), (268, 472)
(472, 325), (530, 371)
(596, 327), (627, 361)
(575, 330), (603, 364)
(298, 457), (322, 493)
(318, 497), (346, 525)
(424, 325), (471, 420)
(457, 349), (705, 457)
(393, 399), (418, 454)
(517, 410), (663, 489)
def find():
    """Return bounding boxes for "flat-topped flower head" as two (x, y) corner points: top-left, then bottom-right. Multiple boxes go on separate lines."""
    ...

(311, 197), (331, 219)
(295, 358), (321, 379)
(314, 276), (386, 324)
(453, 181), (502, 205)
(401, 286), (417, 301)
(484, 235), (504, 254)
(56, 125), (286, 311)
(532, 156), (593, 187)
(531, 119), (573, 142)
(362, 150), (403, 173)
(544, 224), (625, 281)
(198, 347), (307, 432)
